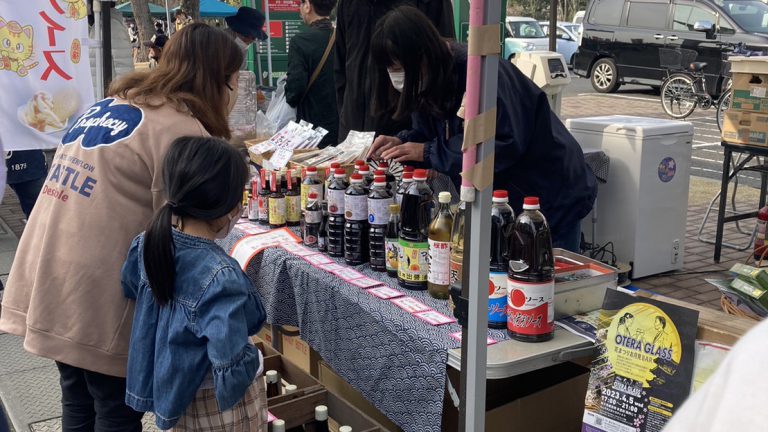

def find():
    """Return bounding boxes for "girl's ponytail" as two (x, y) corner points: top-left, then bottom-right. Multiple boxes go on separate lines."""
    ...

(143, 202), (177, 306)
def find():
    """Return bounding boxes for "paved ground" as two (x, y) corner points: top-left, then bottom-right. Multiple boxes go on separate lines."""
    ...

(0, 87), (764, 430)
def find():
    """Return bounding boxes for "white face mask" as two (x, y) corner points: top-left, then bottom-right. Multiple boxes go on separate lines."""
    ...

(235, 36), (251, 51)
(215, 211), (240, 239)
(388, 69), (405, 93)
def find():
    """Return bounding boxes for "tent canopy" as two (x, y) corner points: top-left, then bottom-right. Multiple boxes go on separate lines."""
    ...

(174, 0), (237, 17)
(116, 2), (167, 17)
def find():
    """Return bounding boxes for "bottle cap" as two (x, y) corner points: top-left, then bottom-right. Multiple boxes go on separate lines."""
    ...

(374, 169), (385, 176)
(350, 173), (363, 183)
(389, 204), (400, 213)
(335, 168), (347, 176)
(284, 384), (297, 394)
(359, 166), (370, 174)
(315, 405), (329, 421)
(403, 165), (414, 173)
(379, 161), (389, 168)
(306, 166), (317, 173)
(308, 192), (318, 200)
(402, 172), (413, 181)
(492, 190), (509, 203)
(331, 162), (341, 169)
(438, 192), (452, 203)
(272, 419), (286, 432)
(265, 370), (279, 383)
(523, 196), (540, 210)
(339, 427), (353, 432)
(413, 169), (428, 181)
(354, 160), (366, 167)
(373, 175), (386, 185)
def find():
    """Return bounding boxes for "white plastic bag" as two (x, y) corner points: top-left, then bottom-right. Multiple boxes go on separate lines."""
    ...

(265, 77), (296, 131)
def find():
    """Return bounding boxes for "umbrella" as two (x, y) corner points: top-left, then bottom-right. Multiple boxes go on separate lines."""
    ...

(173, 0), (237, 18)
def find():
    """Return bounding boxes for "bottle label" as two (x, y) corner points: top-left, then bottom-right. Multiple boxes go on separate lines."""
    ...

(488, 272), (508, 324)
(344, 194), (367, 221)
(327, 189), (345, 215)
(449, 257), (462, 287)
(305, 209), (322, 224)
(398, 240), (429, 283)
(258, 195), (269, 220)
(268, 197), (286, 225)
(506, 278), (554, 336)
(386, 239), (399, 272)
(368, 198), (391, 225)
(301, 183), (323, 210)
(304, 232), (317, 246)
(248, 194), (259, 220)
(427, 240), (450, 285)
(286, 195), (301, 222)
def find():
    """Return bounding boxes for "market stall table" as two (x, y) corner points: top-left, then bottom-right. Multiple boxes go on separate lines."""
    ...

(221, 225), (594, 431)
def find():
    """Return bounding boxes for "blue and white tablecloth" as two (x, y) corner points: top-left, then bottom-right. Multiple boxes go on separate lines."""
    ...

(221, 227), (510, 432)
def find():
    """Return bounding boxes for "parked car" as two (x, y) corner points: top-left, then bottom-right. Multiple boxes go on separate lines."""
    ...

(539, 21), (580, 66)
(574, 0), (768, 94)
(504, 16), (549, 59)
(573, 11), (585, 24)
(503, 38), (538, 60)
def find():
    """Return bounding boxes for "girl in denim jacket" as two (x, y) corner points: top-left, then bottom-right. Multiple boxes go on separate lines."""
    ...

(122, 136), (267, 430)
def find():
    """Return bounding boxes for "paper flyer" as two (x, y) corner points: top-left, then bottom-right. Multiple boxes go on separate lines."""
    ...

(229, 228), (300, 270)
(582, 290), (699, 432)
(449, 331), (497, 346)
(556, 310), (602, 343)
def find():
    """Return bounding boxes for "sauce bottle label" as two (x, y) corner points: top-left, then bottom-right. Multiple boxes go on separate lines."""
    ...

(327, 189), (346, 215)
(368, 198), (391, 225)
(386, 239), (399, 272)
(268, 198), (286, 225)
(305, 209), (322, 224)
(398, 240), (429, 283)
(344, 195), (368, 221)
(506, 278), (554, 335)
(286, 195), (301, 222)
(258, 196), (269, 220)
(248, 195), (259, 220)
(301, 183), (324, 210)
(427, 240), (450, 285)
(488, 272), (508, 324)
(449, 258), (462, 287)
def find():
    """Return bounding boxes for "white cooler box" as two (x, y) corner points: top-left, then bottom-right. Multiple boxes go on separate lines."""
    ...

(566, 116), (694, 279)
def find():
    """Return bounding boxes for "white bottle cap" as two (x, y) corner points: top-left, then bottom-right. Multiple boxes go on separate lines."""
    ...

(284, 384), (297, 394)
(339, 426), (353, 432)
(265, 370), (279, 384)
(438, 192), (452, 204)
(315, 405), (329, 421)
(272, 419), (286, 432)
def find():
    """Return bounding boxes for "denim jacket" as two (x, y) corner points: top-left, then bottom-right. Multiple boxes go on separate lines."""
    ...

(121, 230), (266, 429)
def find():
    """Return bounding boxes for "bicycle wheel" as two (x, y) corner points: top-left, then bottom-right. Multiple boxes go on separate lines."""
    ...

(716, 88), (732, 132)
(661, 74), (698, 119)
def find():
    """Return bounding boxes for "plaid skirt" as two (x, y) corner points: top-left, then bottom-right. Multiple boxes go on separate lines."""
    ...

(170, 378), (268, 431)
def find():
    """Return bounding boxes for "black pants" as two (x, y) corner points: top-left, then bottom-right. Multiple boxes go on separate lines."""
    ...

(8, 175), (45, 218)
(56, 362), (143, 432)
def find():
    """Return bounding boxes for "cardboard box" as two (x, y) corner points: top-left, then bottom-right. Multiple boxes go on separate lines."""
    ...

(731, 72), (768, 113)
(722, 110), (768, 147)
(279, 325), (323, 377)
(262, 355), (324, 403)
(269, 388), (385, 432)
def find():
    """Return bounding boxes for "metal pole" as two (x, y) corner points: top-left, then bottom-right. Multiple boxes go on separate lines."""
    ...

(459, 0), (500, 430)
(92, 0), (104, 100)
(264, 0), (273, 87)
(549, 0), (557, 51)
(164, 0), (171, 35)
(101, 0), (112, 91)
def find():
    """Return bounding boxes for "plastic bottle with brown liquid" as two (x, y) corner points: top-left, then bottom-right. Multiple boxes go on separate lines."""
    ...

(398, 169), (433, 290)
(428, 192), (453, 299)
(368, 175), (392, 271)
(301, 166), (323, 211)
(268, 172), (286, 229)
(326, 168), (348, 257)
(285, 169), (301, 227)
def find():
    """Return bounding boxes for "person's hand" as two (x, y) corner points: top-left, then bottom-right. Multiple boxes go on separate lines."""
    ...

(381, 142), (425, 163)
(367, 135), (402, 160)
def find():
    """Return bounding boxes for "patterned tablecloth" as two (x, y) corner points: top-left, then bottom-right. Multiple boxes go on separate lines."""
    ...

(220, 225), (510, 432)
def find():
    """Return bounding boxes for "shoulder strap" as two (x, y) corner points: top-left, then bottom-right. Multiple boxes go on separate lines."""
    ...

(303, 28), (336, 99)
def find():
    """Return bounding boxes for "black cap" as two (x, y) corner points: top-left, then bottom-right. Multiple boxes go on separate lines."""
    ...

(225, 7), (268, 41)
(143, 34), (169, 49)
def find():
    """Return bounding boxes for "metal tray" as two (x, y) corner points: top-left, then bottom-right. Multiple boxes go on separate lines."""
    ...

(554, 248), (617, 318)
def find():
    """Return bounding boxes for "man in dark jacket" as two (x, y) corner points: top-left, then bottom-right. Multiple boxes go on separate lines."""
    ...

(334, 0), (455, 142)
(285, 0), (338, 148)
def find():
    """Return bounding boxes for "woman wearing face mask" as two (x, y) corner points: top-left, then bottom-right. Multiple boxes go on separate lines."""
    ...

(225, 7), (269, 70)
(0, 24), (243, 430)
(122, 136), (267, 430)
(367, 7), (597, 252)
(285, 0), (338, 147)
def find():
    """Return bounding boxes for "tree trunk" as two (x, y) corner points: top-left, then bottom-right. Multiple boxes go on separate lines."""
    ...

(131, 0), (154, 62)
(180, 0), (200, 21)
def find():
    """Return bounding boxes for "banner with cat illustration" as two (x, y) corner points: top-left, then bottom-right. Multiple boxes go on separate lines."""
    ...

(0, 0), (93, 150)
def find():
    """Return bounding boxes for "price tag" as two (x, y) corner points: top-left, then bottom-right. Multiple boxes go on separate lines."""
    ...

(281, 243), (317, 257)
(334, 267), (365, 282)
(348, 277), (382, 288)
(390, 297), (431, 313)
(269, 148), (294, 170)
(449, 331), (498, 346)
(414, 310), (457, 326)
(751, 85), (767, 98)
(318, 262), (345, 273)
(267, 411), (276, 423)
(366, 286), (405, 299)
(304, 253), (333, 266)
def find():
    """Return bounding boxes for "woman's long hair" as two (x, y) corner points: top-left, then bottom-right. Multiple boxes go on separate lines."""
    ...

(370, 6), (455, 120)
(108, 24), (243, 139)
(143, 137), (249, 306)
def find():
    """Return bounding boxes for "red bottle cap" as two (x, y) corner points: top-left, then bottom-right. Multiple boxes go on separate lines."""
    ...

(350, 173), (363, 182)
(413, 169), (427, 181)
(359, 165), (370, 173)
(308, 192), (318, 199)
(402, 172), (413, 180)
(306, 166), (317, 173)
(523, 197), (540, 209)
(403, 166), (414, 173)
(379, 161), (389, 168)
(374, 169), (385, 176)
(335, 168), (347, 176)
(492, 190), (509, 202)
(331, 162), (341, 169)
(355, 160), (366, 167)
(374, 175), (386, 185)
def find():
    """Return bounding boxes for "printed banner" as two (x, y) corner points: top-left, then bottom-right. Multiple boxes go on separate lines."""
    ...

(0, 0), (94, 150)
(583, 290), (698, 432)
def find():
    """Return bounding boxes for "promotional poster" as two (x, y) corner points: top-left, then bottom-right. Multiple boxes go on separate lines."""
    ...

(583, 290), (699, 432)
(0, 0), (94, 150)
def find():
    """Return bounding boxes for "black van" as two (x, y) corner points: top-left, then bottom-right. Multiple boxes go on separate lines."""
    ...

(574, 0), (768, 95)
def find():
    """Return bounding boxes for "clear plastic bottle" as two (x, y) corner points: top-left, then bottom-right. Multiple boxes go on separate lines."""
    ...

(396, 172), (414, 206)
(303, 192), (322, 248)
(301, 166), (324, 211)
(326, 168), (348, 257)
(358, 164), (373, 188)
(344, 173), (369, 265)
(386, 204), (400, 278)
(489, 190), (515, 329)
(398, 169), (433, 290)
(507, 197), (555, 342)
(325, 162), (341, 191)
(368, 175), (392, 271)
(428, 192), (453, 299)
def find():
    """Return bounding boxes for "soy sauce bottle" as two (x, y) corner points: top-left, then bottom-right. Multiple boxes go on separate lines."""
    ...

(325, 162), (341, 191)
(303, 192), (322, 248)
(368, 175), (392, 272)
(257, 170), (271, 226)
(268, 171), (286, 228)
(285, 169), (301, 227)
(507, 197), (554, 342)
(396, 172), (414, 206)
(301, 166), (323, 211)
(318, 201), (329, 252)
(378, 161), (397, 193)
(344, 173), (369, 265)
(385, 204), (400, 277)
(489, 190), (515, 329)
(359, 164), (374, 188)
(326, 168), (348, 257)
(398, 169), (433, 290)
(374, 169), (392, 195)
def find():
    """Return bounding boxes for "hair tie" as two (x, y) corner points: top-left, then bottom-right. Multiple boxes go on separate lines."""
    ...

(165, 200), (178, 208)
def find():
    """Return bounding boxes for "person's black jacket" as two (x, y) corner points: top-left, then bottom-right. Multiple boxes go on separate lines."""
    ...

(286, 19), (338, 148)
(334, 0), (454, 142)
(397, 45), (597, 242)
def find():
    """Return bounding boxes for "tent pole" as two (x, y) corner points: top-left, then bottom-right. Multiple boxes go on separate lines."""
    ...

(100, 0), (112, 91)
(165, 0), (171, 35)
(549, 0), (557, 51)
(92, 0), (104, 100)
(264, 0), (273, 87)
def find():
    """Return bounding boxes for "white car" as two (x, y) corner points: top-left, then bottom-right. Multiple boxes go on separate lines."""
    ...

(539, 22), (580, 66)
(504, 17), (549, 55)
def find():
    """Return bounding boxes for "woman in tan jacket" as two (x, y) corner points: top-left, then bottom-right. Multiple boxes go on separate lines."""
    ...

(0, 23), (243, 431)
